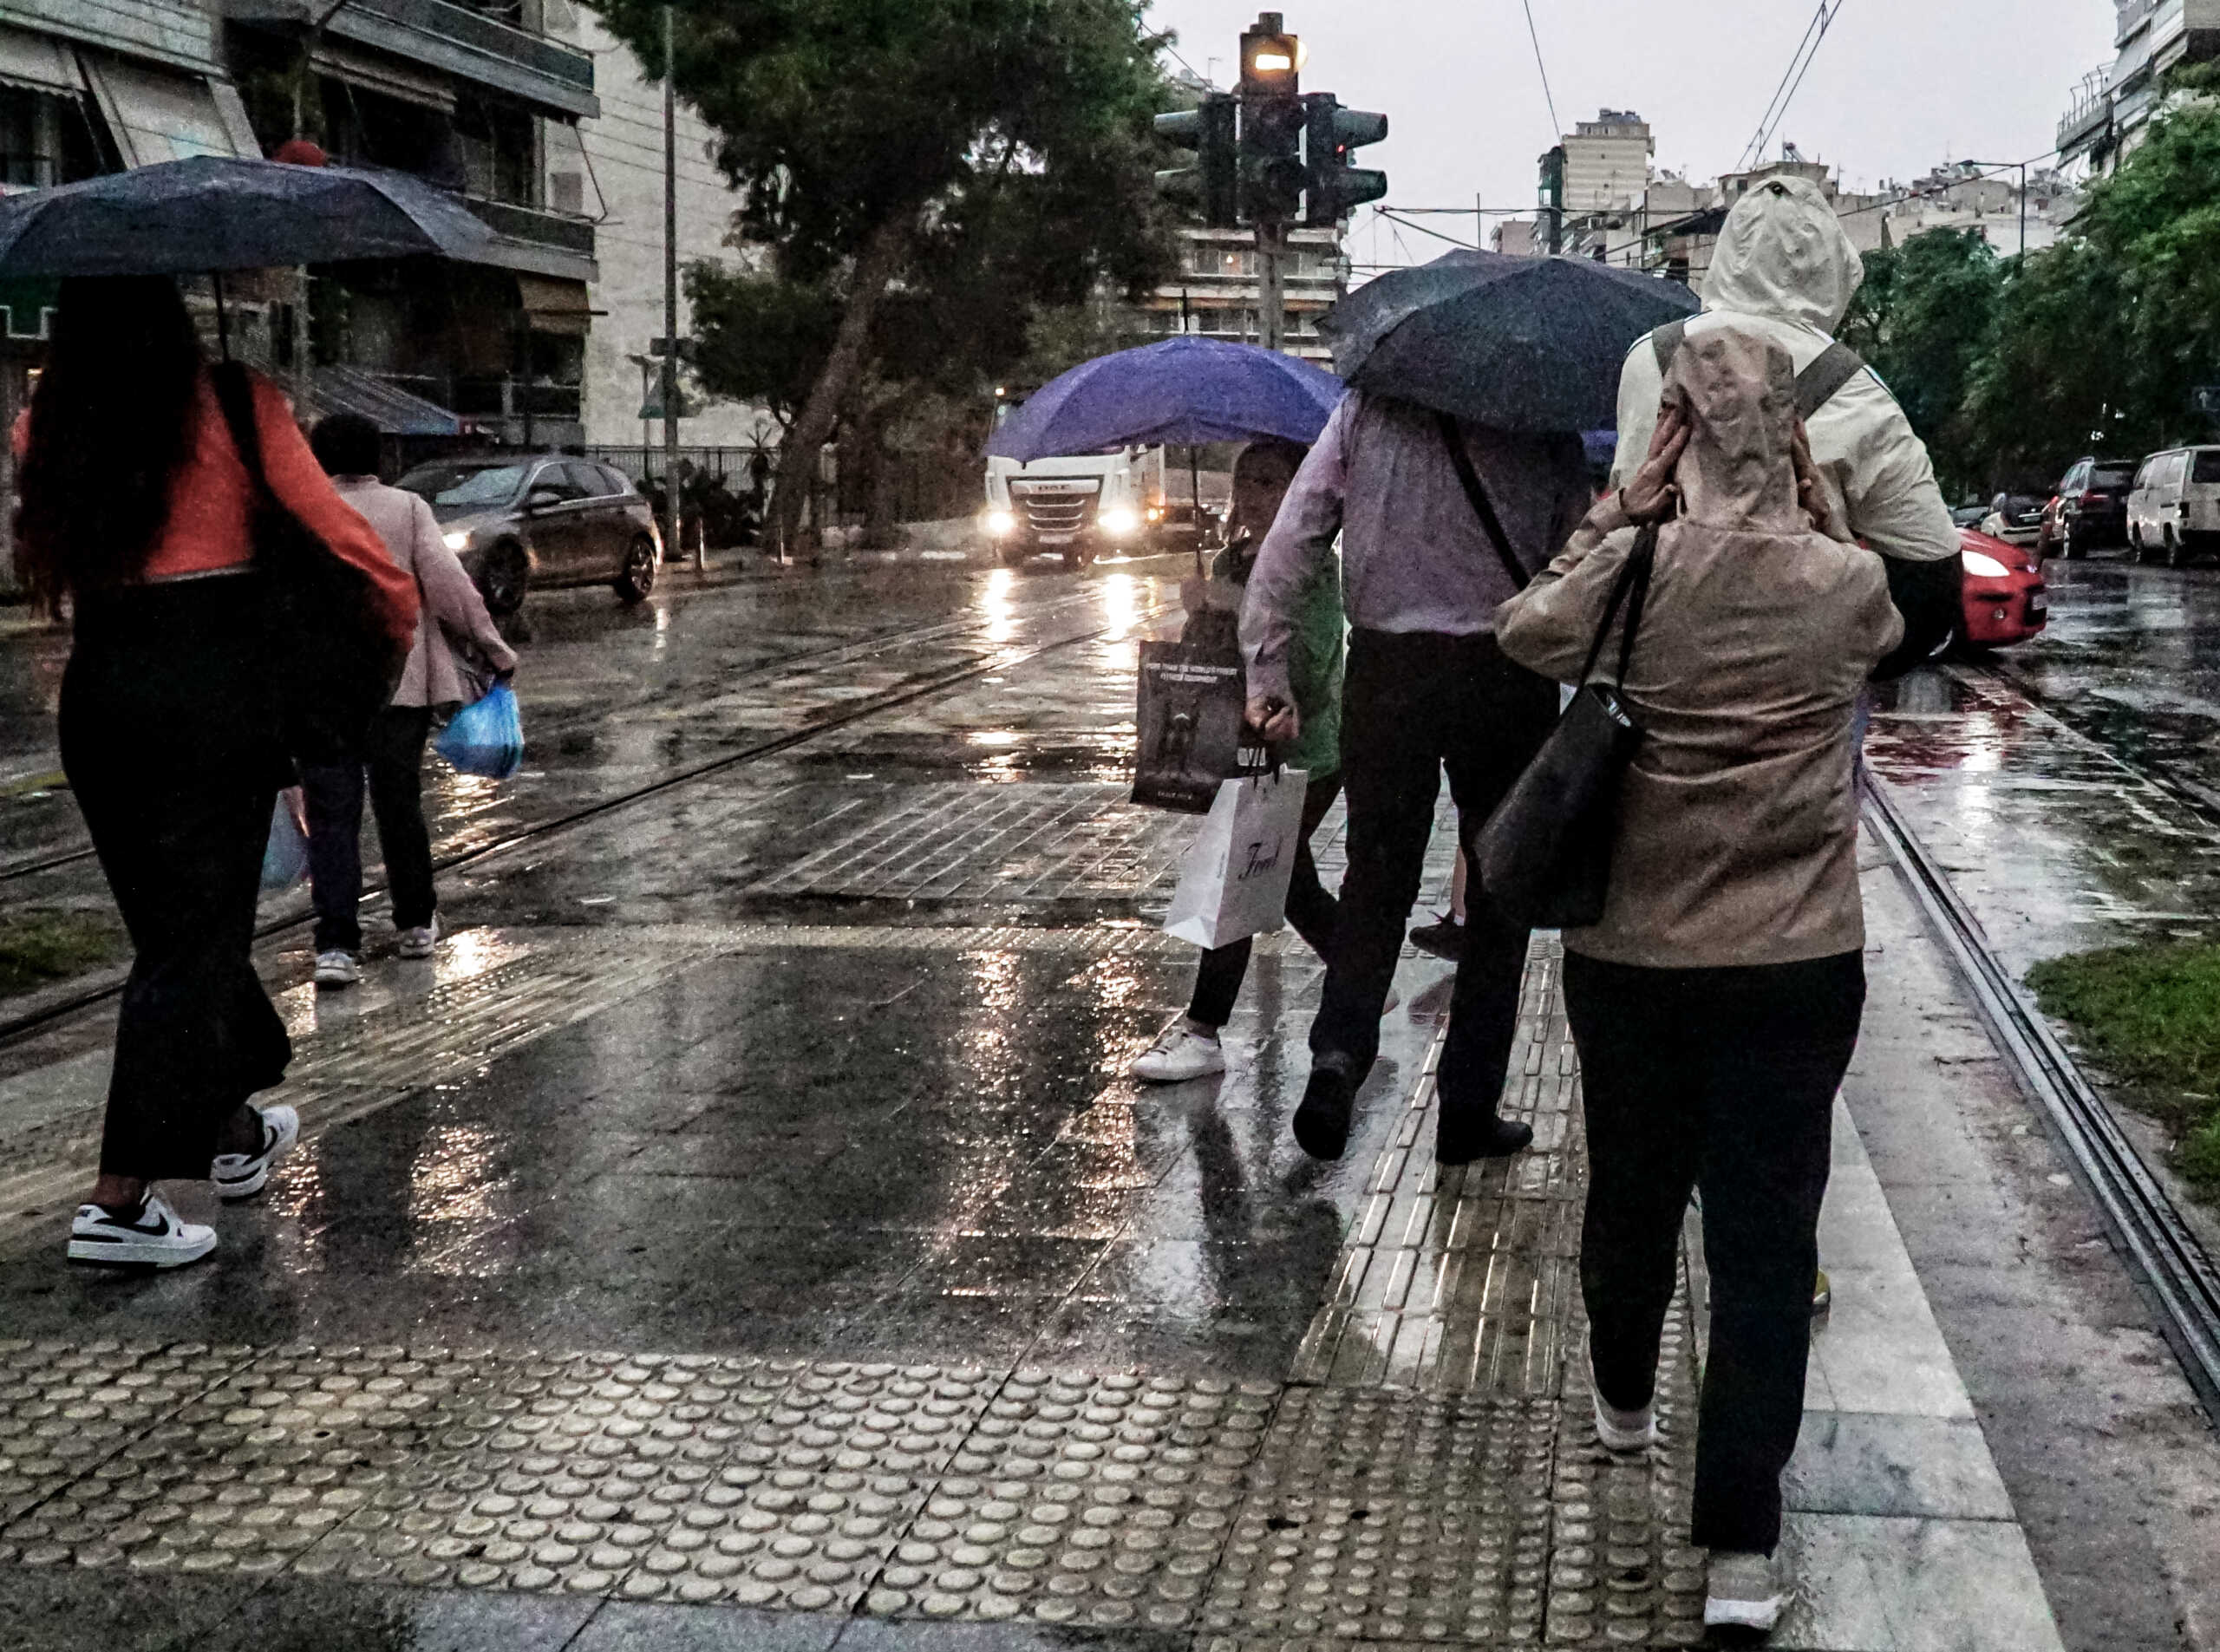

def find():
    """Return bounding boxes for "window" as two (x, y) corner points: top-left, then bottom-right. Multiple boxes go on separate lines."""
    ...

(528, 463), (586, 501)
(563, 460), (613, 497)
(597, 465), (636, 497)
(400, 462), (531, 508)
(2191, 451), (2220, 485)
(2165, 452), (2191, 486)
(2091, 463), (2137, 488)
(452, 90), (539, 206)
(0, 85), (100, 188)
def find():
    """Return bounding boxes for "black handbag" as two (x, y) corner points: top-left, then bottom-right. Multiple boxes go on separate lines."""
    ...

(1471, 523), (1658, 930)
(210, 363), (406, 766)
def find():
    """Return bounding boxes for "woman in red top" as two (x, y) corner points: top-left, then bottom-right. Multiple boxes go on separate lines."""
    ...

(14, 274), (415, 1270)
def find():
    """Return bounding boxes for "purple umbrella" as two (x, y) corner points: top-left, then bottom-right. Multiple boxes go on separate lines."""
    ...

(986, 337), (1343, 462)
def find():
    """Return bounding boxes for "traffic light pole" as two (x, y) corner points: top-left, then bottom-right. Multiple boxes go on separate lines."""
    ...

(1256, 220), (1285, 351)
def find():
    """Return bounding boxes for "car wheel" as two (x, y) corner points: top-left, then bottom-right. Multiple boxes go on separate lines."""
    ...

(616, 534), (658, 603)
(477, 541), (529, 617)
(2058, 522), (2080, 559)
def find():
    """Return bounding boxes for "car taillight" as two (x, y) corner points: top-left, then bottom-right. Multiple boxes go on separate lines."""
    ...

(2080, 491), (2106, 506)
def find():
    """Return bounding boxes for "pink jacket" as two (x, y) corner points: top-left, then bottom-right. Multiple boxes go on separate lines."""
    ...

(330, 476), (517, 708)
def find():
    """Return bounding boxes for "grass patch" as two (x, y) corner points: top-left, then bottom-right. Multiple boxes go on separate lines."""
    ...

(2027, 939), (2220, 1190)
(0, 908), (126, 998)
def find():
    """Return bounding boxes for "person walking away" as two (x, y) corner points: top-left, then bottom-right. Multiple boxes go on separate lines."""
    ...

(1613, 173), (1962, 668)
(1242, 389), (1590, 1164)
(1497, 328), (1903, 1636)
(304, 414), (517, 987)
(1132, 439), (1341, 1082)
(14, 276), (415, 1269)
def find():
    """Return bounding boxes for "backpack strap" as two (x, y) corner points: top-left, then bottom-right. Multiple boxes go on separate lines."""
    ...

(1436, 411), (1531, 593)
(1652, 319), (1867, 421)
(1794, 340), (1868, 420)
(207, 361), (274, 506)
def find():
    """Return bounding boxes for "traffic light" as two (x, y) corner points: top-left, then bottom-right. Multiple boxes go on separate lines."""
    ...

(1239, 11), (1304, 94)
(1241, 91), (1307, 225)
(1154, 95), (1237, 227)
(1302, 93), (1388, 225)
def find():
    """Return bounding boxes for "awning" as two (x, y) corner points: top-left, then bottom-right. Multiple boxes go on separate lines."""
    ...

(76, 52), (244, 168)
(0, 27), (79, 98)
(518, 272), (591, 336)
(304, 364), (476, 438)
(312, 39), (456, 115)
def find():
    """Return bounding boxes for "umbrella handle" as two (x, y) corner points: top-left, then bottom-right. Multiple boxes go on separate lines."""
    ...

(212, 270), (230, 361)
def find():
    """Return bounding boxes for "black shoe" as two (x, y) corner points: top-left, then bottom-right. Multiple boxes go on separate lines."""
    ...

(1437, 1111), (1534, 1165)
(1409, 914), (1465, 962)
(1294, 1064), (1356, 1161)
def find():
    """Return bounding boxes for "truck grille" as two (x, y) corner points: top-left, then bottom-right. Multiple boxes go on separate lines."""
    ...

(1010, 480), (1100, 535)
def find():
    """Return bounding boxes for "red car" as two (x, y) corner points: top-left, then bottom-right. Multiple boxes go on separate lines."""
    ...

(1956, 526), (2047, 649)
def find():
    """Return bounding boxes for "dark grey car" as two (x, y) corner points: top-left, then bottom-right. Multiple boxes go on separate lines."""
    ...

(396, 456), (664, 615)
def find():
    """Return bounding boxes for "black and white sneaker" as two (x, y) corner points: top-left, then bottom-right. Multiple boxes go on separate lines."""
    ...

(68, 1193), (216, 1269)
(211, 1104), (298, 1201)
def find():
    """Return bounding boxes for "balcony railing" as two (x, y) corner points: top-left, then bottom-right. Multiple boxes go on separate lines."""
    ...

(347, 0), (591, 93)
(462, 197), (595, 257)
(225, 0), (595, 113)
(2058, 67), (2113, 153)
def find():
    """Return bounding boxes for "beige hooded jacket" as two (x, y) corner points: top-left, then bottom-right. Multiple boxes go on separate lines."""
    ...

(1496, 326), (1903, 970)
(1611, 173), (1960, 567)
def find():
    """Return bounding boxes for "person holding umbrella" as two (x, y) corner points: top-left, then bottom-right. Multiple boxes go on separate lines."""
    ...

(1130, 437), (1342, 1083)
(15, 275), (415, 1268)
(1243, 250), (1698, 1166)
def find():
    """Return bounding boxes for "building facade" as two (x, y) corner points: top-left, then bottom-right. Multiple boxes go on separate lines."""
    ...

(2058, 0), (2220, 173)
(1135, 225), (1345, 367)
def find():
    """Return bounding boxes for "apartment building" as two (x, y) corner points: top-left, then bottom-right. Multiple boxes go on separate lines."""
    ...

(2059, 0), (2220, 173)
(1136, 225), (1346, 367)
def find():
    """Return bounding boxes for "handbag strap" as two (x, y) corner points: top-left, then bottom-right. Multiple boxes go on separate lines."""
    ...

(1575, 524), (1660, 689)
(1436, 411), (1530, 593)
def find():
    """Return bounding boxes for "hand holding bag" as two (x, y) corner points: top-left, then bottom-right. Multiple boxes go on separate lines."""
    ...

(1163, 762), (1309, 949)
(1472, 524), (1658, 930)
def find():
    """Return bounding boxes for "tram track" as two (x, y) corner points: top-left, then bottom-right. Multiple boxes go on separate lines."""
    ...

(0, 578), (1121, 890)
(0, 578), (1171, 1051)
(1865, 670), (2220, 1427)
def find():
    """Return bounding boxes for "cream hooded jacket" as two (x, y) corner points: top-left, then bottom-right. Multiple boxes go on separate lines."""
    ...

(1611, 174), (1960, 566)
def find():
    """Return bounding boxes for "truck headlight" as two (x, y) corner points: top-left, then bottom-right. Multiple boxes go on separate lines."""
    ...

(443, 529), (473, 552)
(1099, 507), (1140, 537)
(984, 509), (1017, 538)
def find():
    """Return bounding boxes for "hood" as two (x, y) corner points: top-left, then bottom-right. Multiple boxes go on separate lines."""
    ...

(1701, 173), (1864, 332)
(1668, 325), (1803, 533)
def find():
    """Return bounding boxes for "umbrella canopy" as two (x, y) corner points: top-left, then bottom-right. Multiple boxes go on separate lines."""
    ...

(0, 154), (506, 278)
(987, 336), (1343, 463)
(1322, 250), (1701, 434)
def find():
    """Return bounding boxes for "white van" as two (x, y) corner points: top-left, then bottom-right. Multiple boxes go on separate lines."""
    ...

(2125, 446), (2220, 567)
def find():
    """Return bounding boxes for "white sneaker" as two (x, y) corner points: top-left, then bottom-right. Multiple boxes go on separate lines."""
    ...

(1591, 1361), (1657, 1451)
(1130, 1025), (1227, 1083)
(396, 917), (440, 960)
(1705, 1550), (1789, 1632)
(211, 1105), (299, 1201)
(313, 950), (360, 988)
(68, 1193), (216, 1269)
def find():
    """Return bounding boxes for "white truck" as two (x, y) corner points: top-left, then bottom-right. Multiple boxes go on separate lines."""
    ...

(982, 446), (1168, 567)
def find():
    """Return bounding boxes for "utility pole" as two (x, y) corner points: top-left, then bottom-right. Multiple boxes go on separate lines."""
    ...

(1962, 158), (2030, 259)
(1256, 220), (1284, 350)
(662, 3), (689, 568)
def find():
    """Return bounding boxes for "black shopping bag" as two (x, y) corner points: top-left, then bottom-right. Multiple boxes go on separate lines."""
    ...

(1133, 640), (1248, 813)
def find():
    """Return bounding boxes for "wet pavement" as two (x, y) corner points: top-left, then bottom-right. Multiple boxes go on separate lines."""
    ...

(2, 544), (2204, 1647)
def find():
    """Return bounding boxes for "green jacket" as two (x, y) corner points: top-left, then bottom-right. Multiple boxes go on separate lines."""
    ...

(1217, 536), (1344, 778)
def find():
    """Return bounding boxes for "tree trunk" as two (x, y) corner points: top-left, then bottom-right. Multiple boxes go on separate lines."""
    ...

(770, 214), (910, 560)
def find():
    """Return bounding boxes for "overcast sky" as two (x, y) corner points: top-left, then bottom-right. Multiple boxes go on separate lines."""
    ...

(1145, 0), (2119, 269)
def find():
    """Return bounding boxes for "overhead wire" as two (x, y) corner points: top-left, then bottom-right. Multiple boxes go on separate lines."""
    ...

(1374, 206), (1479, 249)
(1738, 0), (1847, 172)
(1518, 0), (1562, 141)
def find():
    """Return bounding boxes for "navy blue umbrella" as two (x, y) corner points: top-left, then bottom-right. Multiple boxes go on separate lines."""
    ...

(987, 337), (1343, 463)
(1323, 250), (1701, 434)
(0, 154), (505, 277)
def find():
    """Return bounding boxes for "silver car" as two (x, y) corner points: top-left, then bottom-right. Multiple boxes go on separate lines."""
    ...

(397, 455), (664, 614)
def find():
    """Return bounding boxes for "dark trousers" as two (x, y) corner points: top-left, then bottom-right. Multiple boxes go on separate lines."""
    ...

(61, 578), (292, 1180)
(1187, 771), (1342, 1028)
(1564, 948), (1865, 1556)
(303, 705), (437, 954)
(1309, 630), (1557, 1118)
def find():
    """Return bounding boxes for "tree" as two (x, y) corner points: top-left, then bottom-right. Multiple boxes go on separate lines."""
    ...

(1839, 231), (2004, 497)
(682, 268), (841, 431)
(590, 0), (1178, 554)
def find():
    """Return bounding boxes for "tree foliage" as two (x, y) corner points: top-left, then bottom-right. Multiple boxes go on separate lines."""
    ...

(1839, 231), (2002, 496)
(588, 0), (1179, 551)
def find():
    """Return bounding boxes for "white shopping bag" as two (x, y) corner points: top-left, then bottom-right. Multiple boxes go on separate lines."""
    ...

(1163, 767), (1309, 949)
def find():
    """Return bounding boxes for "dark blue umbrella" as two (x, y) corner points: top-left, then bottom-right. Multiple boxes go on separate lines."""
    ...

(0, 154), (505, 277)
(987, 337), (1343, 463)
(1322, 250), (1701, 434)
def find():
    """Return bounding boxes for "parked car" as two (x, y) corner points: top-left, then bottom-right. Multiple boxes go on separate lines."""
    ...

(1949, 503), (1991, 529)
(1977, 493), (2047, 549)
(1956, 526), (2047, 650)
(2126, 446), (2220, 568)
(2047, 456), (2137, 558)
(396, 455), (664, 613)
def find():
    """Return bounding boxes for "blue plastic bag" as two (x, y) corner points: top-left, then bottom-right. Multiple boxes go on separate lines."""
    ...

(436, 682), (525, 780)
(261, 792), (310, 892)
